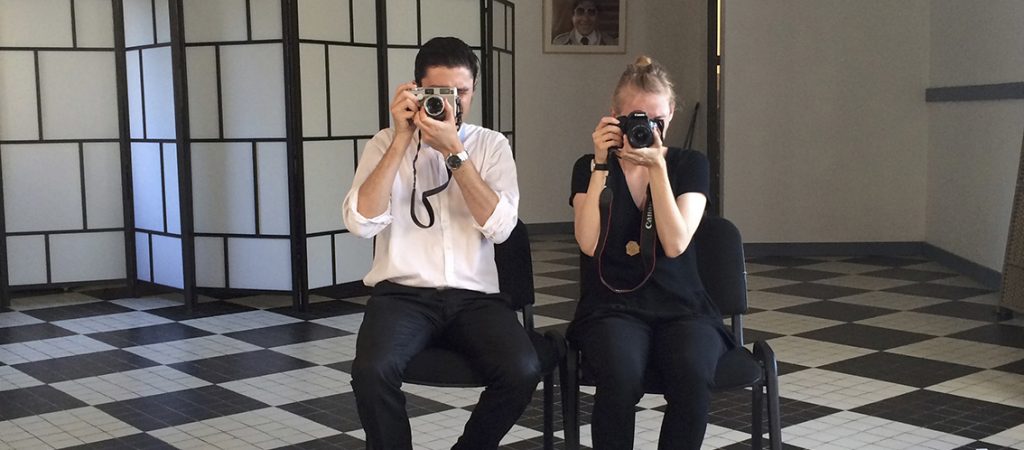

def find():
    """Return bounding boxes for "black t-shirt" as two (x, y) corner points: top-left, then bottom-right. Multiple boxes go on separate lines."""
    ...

(569, 148), (722, 325)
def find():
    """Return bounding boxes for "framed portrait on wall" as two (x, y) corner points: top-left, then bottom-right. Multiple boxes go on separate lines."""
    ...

(544, 0), (626, 54)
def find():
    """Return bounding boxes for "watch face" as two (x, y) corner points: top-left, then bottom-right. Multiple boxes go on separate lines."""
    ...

(446, 153), (463, 169)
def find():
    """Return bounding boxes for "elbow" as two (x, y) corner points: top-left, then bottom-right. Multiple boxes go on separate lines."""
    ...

(663, 240), (691, 259)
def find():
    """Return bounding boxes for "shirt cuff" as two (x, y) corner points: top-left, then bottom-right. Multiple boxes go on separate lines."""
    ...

(475, 194), (517, 244)
(343, 192), (393, 238)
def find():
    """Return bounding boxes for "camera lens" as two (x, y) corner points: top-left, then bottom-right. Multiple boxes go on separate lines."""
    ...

(628, 125), (653, 148)
(423, 96), (445, 119)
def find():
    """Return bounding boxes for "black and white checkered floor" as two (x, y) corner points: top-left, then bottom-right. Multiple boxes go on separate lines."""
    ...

(2, 233), (1024, 449)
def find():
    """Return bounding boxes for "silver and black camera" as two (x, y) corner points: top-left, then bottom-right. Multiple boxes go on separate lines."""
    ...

(410, 87), (460, 121)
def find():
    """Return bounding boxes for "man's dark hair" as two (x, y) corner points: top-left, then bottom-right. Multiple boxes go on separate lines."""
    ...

(414, 37), (479, 86)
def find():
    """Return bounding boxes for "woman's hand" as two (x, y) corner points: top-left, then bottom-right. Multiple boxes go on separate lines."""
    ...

(591, 116), (622, 164)
(390, 82), (419, 138)
(617, 126), (667, 170)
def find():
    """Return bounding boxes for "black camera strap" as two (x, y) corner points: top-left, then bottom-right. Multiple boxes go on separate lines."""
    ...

(409, 131), (452, 229)
(596, 159), (658, 293)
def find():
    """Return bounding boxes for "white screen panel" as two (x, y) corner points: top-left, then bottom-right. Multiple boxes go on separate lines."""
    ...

(0, 51), (39, 140)
(387, 48), (416, 97)
(298, 0), (349, 42)
(227, 238), (291, 290)
(6, 236), (47, 286)
(300, 43), (327, 137)
(493, 3), (506, 50)
(126, 50), (144, 139)
(83, 143), (124, 229)
(250, 0), (282, 40)
(195, 236), (225, 287)
(257, 142), (290, 235)
(192, 142), (255, 234)
(421, 0), (480, 47)
(499, 51), (513, 132)
(50, 232), (126, 283)
(186, 46), (220, 139)
(131, 142), (163, 232)
(122, 0), (154, 47)
(39, 51), (118, 140)
(220, 44), (286, 139)
(334, 232), (372, 283)
(385, 0), (417, 45)
(356, 138), (367, 164)
(154, 0), (170, 44)
(2, 143), (83, 232)
(135, 232), (150, 281)
(0, 0), (72, 47)
(151, 234), (183, 288)
(329, 45), (378, 136)
(142, 47), (176, 139)
(74, 0), (114, 48)
(303, 140), (353, 233)
(183, 0), (247, 43)
(163, 143), (181, 234)
(352, 0), (376, 44)
(306, 235), (332, 289)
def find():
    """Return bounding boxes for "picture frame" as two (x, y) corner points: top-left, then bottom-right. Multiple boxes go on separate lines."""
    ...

(543, 0), (626, 54)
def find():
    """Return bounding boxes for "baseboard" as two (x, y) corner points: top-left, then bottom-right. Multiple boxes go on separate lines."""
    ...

(921, 243), (1002, 291)
(527, 221), (574, 235)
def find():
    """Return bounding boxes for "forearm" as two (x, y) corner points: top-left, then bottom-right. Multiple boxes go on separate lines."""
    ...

(574, 170), (607, 256)
(649, 163), (693, 257)
(451, 160), (500, 226)
(355, 134), (410, 218)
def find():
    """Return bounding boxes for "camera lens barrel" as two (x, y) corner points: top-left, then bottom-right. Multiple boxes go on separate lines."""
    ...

(618, 111), (656, 148)
(423, 96), (445, 119)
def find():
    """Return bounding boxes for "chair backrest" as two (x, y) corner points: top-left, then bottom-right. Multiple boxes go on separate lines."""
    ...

(694, 215), (748, 320)
(494, 220), (535, 310)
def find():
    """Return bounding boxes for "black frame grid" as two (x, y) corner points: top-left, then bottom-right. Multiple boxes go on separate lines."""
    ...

(0, 0), (130, 308)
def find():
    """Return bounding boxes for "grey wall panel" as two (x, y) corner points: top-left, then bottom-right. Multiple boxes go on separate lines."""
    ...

(183, 0), (247, 43)
(220, 44), (286, 139)
(50, 232), (126, 283)
(39, 52), (119, 139)
(122, 0), (155, 47)
(74, 0), (115, 48)
(135, 232), (150, 281)
(6, 236), (47, 285)
(306, 235), (332, 289)
(227, 237), (291, 289)
(250, 0), (282, 40)
(499, 51), (512, 132)
(83, 143), (125, 229)
(298, 0), (349, 42)
(2, 143), (83, 233)
(151, 235), (183, 288)
(0, 0), (73, 47)
(185, 46), (220, 139)
(299, 43), (327, 137)
(329, 45), (378, 136)
(154, 0), (170, 44)
(195, 236), (225, 287)
(421, 0), (480, 47)
(142, 47), (176, 139)
(125, 50), (144, 139)
(352, 0), (376, 44)
(334, 232), (371, 283)
(0, 51), (39, 140)
(257, 142), (290, 235)
(385, 0), (417, 45)
(493, 3), (506, 50)
(191, 142), (255, 234)
(162, 143), (181, 234)
(131, 142), (163, 232)
(303, 140), (353, 234)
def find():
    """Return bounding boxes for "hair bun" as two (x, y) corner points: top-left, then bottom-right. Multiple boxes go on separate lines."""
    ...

(634, 55), (653, 67)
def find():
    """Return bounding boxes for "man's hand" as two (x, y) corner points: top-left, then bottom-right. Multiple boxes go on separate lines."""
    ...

(390, 82), (419, 138)
(413, 98), (461, 155)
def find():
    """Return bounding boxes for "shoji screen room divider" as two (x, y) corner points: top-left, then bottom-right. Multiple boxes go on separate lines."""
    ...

(0, 0), (515, 311)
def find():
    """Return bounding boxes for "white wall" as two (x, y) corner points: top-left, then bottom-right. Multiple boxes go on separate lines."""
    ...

(721, 0), (930, 243)
(514, 0), (707, 224)
(926, 0), (1024, 270)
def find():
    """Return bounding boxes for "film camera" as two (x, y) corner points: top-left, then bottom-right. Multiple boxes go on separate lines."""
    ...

(616, 111), (664, 149)
(409, 87), (460, 121)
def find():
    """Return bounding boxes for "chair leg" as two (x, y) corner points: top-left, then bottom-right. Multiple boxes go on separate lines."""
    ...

(544, 372), (554, 450)
(560, 350), (580, 450)
(750, 381), (763, 450)
(754, 341), (782, 450)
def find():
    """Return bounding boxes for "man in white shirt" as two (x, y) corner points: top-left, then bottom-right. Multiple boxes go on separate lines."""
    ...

(551, 0), (618, 46)
(342, 37), (539, 450)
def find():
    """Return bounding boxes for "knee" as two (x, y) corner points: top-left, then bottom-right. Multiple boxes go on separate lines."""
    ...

(351, 354), (402, 394)
(594, 376), (645, 409)
(490, 353), (543, 391)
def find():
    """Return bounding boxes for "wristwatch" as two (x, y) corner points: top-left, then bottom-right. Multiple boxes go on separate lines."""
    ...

(591, 159), (608, 172)
(445, 149), (469, 170)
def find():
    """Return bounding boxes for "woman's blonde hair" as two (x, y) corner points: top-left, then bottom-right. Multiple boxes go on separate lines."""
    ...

(612, 55), (677, 113)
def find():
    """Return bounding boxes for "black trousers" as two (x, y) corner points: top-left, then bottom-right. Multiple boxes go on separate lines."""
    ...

(574, 313), (727, 450)
(351, 281), (542, 450)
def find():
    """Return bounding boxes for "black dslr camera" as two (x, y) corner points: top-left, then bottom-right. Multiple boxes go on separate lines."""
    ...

(616, 111), (663, 149)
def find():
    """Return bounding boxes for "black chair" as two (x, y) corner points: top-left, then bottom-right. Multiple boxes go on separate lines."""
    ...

(401, 220), (566, 449)
(560, 216), (782, 450)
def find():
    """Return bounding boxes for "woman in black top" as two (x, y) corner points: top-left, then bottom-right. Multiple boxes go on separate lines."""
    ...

(569, 55), (734, 450)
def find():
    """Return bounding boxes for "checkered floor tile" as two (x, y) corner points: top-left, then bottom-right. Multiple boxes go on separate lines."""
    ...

(0, 233), (1021, 449)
